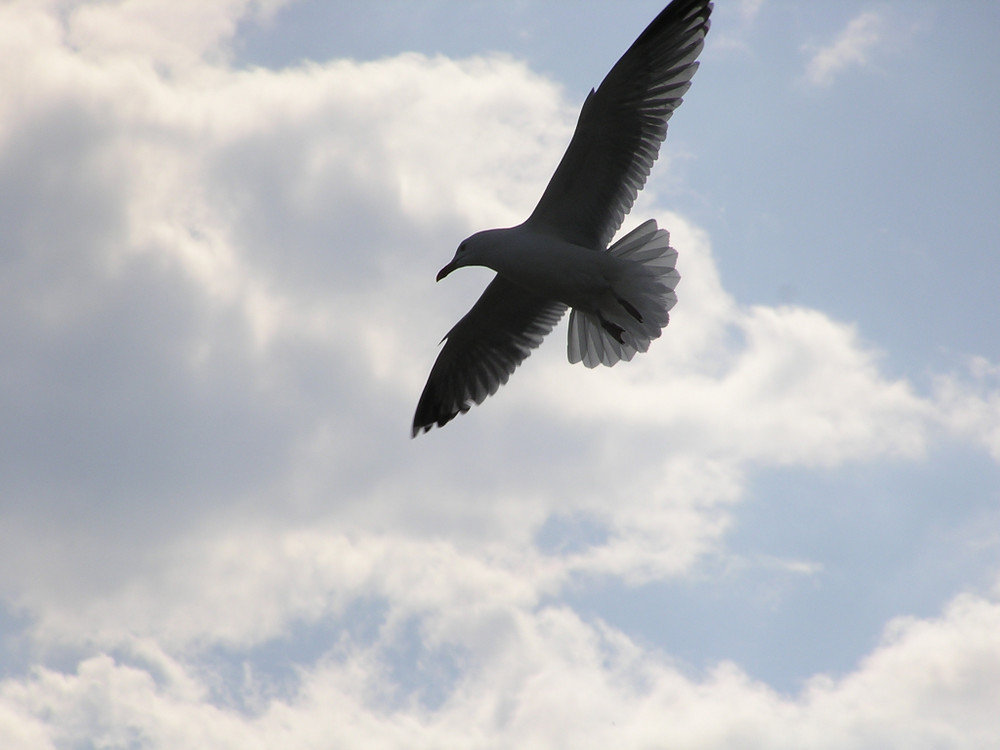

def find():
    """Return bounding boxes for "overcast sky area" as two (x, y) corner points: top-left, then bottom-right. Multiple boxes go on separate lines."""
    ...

(2, 0), (999, 747)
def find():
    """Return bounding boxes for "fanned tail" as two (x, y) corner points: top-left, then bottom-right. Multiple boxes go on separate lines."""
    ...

(567, 219), (679, 368)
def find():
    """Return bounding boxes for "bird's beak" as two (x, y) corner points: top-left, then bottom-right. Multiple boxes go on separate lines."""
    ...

(436, 260), (457, 282)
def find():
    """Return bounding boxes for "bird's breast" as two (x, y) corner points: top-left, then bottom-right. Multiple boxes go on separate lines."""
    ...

(487, 231), (617, 310)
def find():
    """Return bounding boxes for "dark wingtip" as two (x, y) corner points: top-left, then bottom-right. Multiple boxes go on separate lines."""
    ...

(412, 399), (433, 438)
(411, 381), (458, 437)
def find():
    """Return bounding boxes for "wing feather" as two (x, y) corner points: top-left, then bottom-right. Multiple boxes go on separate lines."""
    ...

(412, 277), (566, 435)
(525, 0), (712, 250)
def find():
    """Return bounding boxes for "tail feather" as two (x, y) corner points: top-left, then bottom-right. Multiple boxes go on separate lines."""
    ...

(567, 219), (679, 368)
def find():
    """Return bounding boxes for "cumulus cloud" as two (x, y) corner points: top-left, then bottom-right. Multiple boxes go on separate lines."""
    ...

(1, 1), (999, 747)
(3, 571), (1000, 748)
(934, 357), (1000, 460)
(65, 0), (291, 69)
(803, 11), (883, 87)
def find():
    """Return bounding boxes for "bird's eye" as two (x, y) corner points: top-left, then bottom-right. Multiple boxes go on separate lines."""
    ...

(457, 243), (466, 253)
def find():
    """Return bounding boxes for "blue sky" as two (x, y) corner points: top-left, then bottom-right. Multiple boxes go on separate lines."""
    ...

(1, 1), (999, 747)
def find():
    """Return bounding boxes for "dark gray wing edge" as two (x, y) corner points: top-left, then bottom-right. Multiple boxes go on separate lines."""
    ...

(412, 277), (566, 436)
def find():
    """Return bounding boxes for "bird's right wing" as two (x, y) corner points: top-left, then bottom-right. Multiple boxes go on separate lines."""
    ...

(412, 277), (567, 435)
(526, 0), (712, 250)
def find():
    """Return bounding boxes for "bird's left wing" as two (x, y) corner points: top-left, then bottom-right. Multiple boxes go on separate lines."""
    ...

(526, 0), (712, 250)
(413, 277), (566, 436)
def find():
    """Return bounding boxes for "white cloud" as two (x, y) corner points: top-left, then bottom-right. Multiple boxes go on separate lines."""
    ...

(3, 575), (1000, 749)
(797, 586), (1000, 748)
(803, 11), (883, 87)
(1, 1), (1000, 747)
(934, 356), (1000, 460)
(64, 0), (291, 70)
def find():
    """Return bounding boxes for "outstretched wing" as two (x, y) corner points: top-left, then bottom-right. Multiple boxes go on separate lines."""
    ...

(526, 0), (712, 250)
(412, 277), (566, 435)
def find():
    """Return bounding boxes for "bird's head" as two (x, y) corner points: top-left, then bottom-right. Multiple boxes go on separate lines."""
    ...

(436, 231), (495, 281)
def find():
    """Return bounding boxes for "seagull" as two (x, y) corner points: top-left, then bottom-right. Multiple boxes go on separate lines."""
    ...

(413, 0), (712, 436)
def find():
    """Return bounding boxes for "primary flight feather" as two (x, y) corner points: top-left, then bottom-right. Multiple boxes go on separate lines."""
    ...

(413, 0), (712, 436)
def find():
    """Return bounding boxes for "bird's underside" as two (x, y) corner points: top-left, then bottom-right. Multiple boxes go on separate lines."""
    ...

(412, 0), (712, 436)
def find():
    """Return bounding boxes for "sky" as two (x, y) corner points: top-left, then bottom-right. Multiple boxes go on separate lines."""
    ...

(1, 0), (999, 747)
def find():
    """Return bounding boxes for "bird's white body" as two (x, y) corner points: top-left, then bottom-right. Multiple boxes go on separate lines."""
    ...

(459, 226), (620, 311)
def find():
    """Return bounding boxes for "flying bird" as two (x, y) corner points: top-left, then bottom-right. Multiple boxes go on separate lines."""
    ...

(413, 0), (712, 436)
